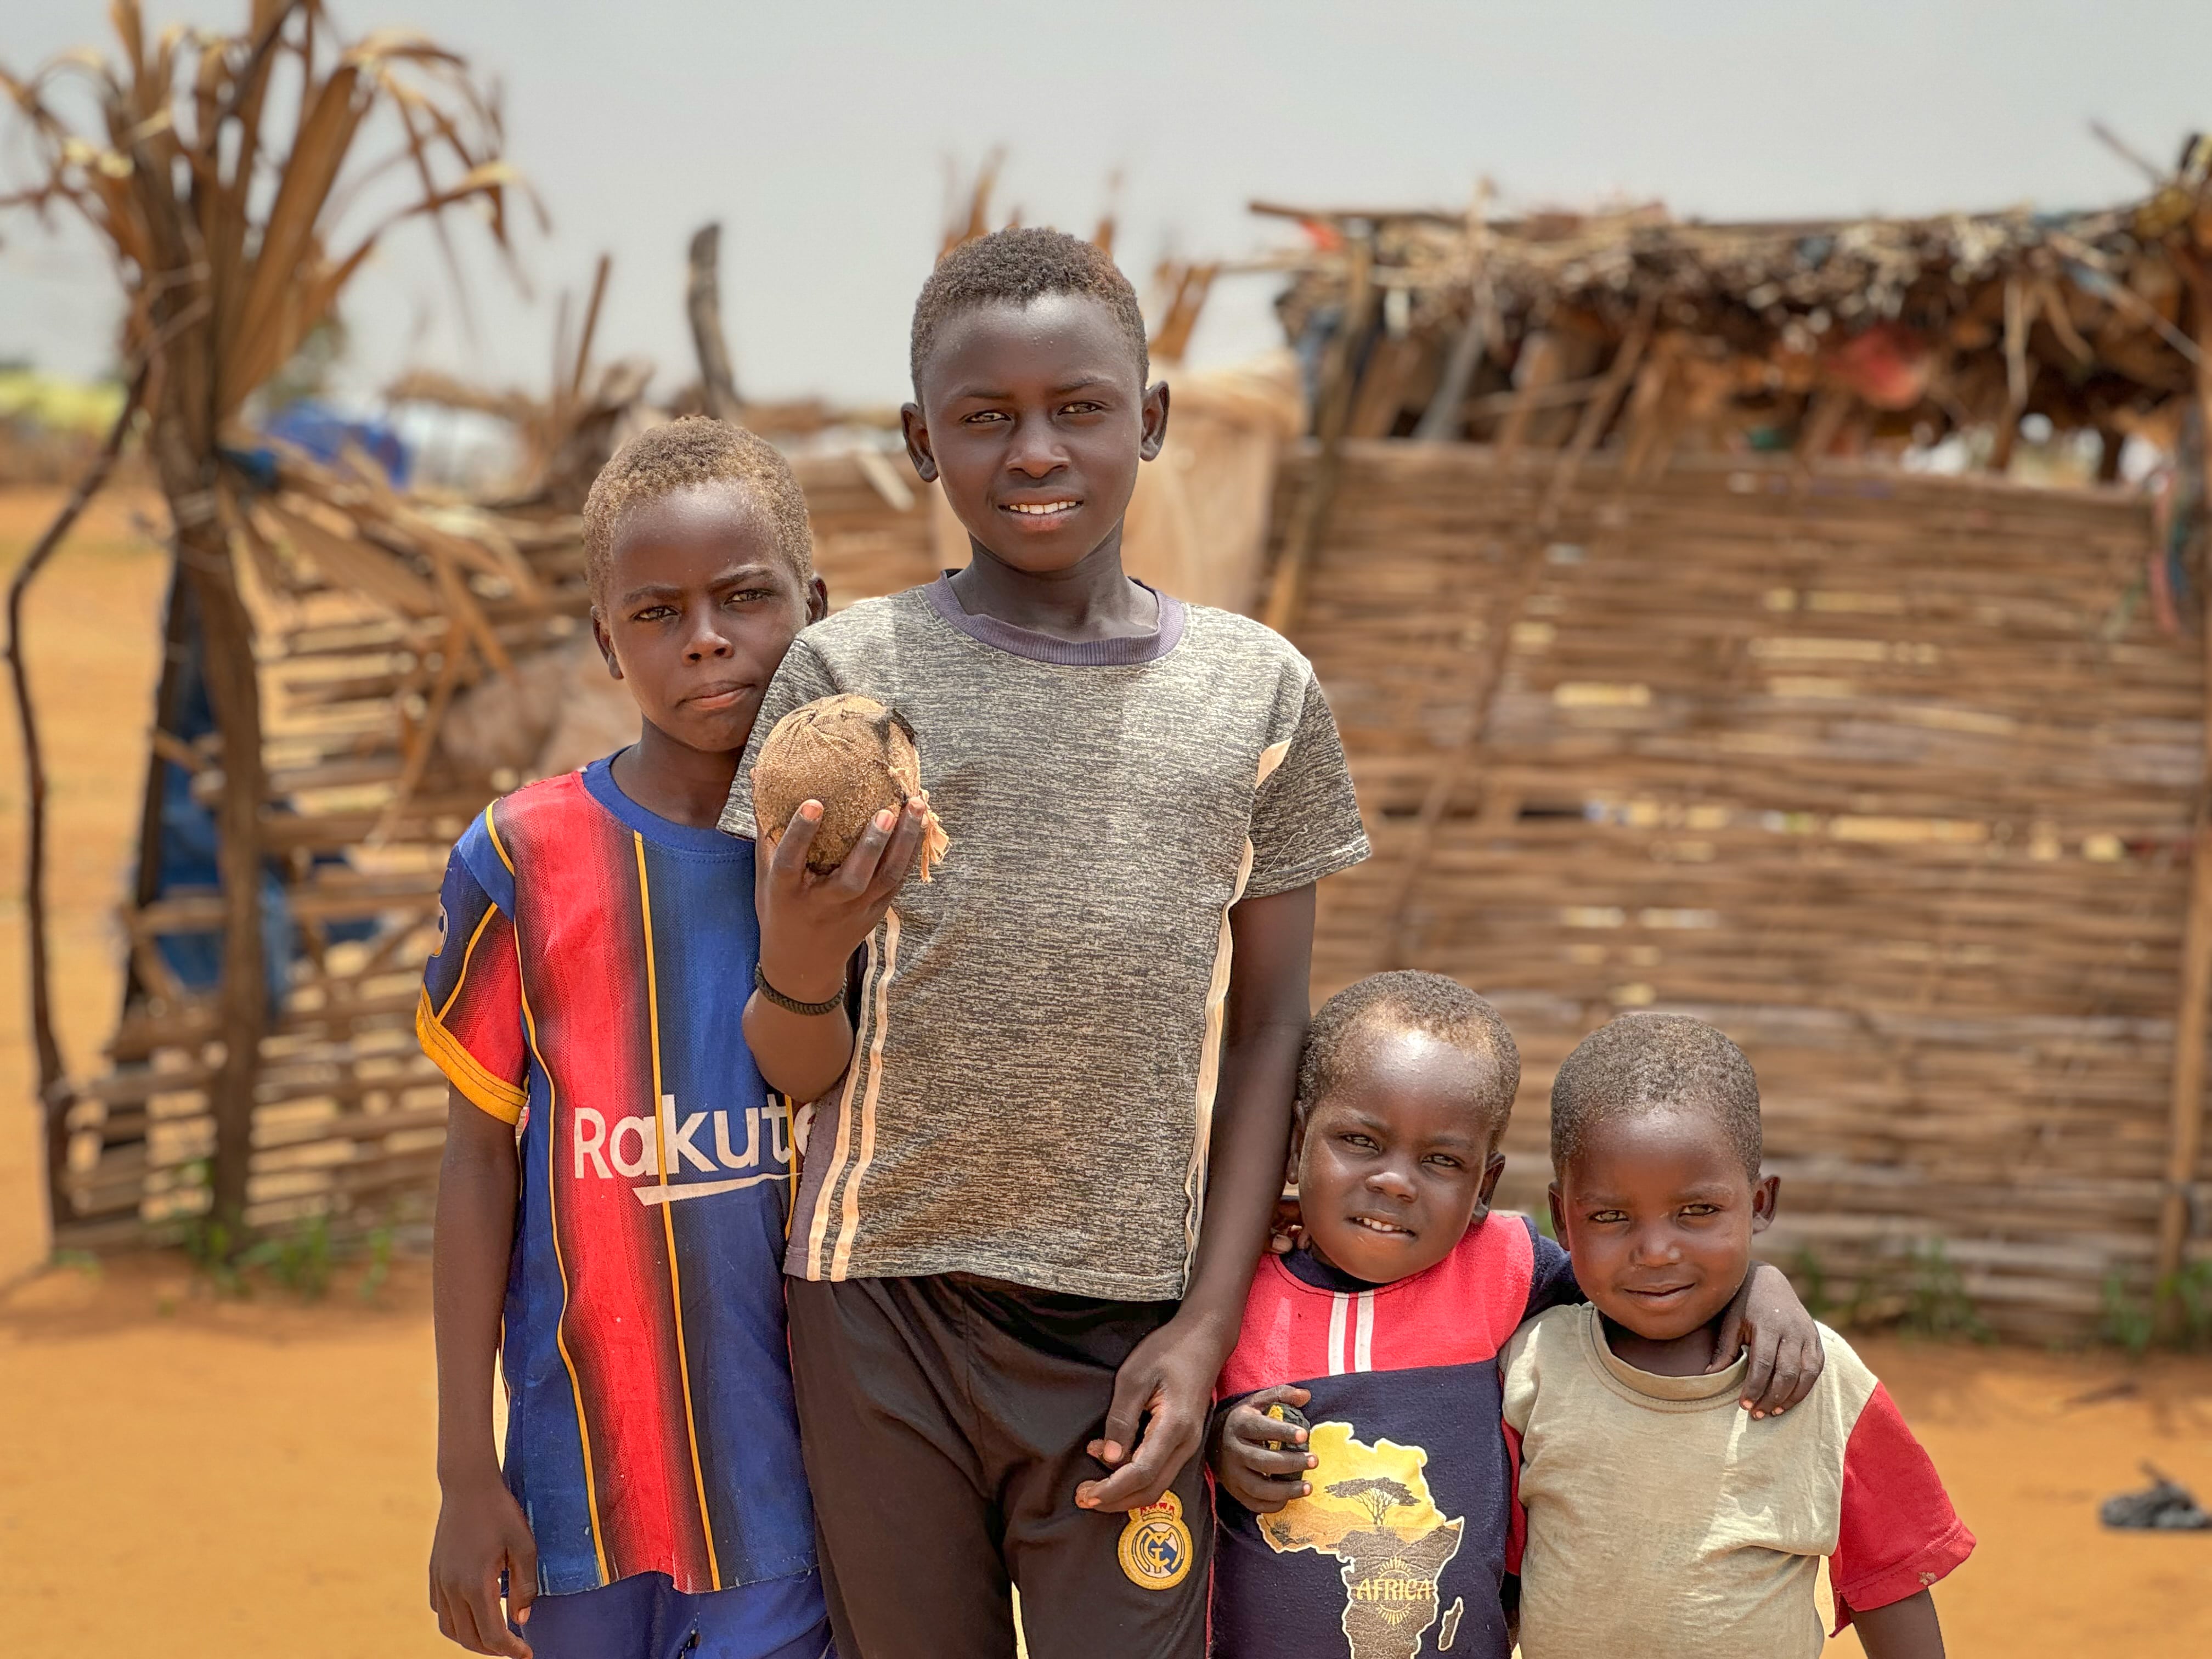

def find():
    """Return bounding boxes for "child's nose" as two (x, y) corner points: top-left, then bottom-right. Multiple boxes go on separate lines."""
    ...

(1365, 1165), (1418, 1201)
(1006, 425), (1065, 477)
(684, 621), (733, 659)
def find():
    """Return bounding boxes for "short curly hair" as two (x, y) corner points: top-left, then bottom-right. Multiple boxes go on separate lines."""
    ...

(910, 227), (1149, 397)
(581, 416), (813, 603)
(1550, 1014), (1762, 1182)
(1297, 970), (1522, 1140)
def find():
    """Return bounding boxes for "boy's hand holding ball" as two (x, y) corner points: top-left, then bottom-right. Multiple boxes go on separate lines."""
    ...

(752, 696), (947, 1003)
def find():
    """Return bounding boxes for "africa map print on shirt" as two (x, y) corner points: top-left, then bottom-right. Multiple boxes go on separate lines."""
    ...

(1260, 1421), (1466, 1659)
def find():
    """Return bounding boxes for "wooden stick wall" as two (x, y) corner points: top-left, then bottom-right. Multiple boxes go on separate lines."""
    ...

(1285, 441), (2197, 1340)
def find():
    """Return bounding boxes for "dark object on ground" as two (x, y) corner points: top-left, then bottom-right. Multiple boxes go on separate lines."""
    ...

(2101, 1463), (2212, 1530)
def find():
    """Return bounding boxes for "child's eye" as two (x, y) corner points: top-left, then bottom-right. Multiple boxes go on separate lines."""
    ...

(1587, 1209), (1628, 1224)
(633, 605), (675, 623)
(724, 588), (774, 606)
(963, 409), (1009, 425)
(1339, 1133), (1378, 1152)
(1422, 1154), (1462, 1171)
(1059, 400), (1105, 416)
(1680, 1203), (1721, 1218)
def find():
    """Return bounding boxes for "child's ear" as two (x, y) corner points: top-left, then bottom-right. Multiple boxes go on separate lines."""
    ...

(1284, 1111), (1307, 1187)
(1750, 1174), (1780, 1233)
(1546, 1182), (1568, 1248)
(1477, 1150), (1507, 1210)
(805, 574), (830, 625)
(1138, 379), (1170, 463)
(899, 402), (939, 484)
(590, 608), (623, 680)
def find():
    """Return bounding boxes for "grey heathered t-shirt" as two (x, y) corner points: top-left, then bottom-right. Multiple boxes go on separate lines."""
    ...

(722, 576), (1370, 1301)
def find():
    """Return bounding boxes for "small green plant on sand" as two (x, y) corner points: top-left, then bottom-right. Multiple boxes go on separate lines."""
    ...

(2106, 1259), (2212, 1356)
(1790, 1245), (1902, 1332)
(2168, 1259), (2212, 1351)
(2102, 1274), (2155, 1359)
(242, 1212), (336, 1301)
(1896, 1242), (1993, 1344)
(358, 1220), (397, 1304)
(177, 1163), (246, 1296)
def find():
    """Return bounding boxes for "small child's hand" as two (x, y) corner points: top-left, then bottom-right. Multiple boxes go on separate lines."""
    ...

(1711, 1260), (1825, 1417)
(429, 1472), (538, 1657)
(1211, 1385), (1317, 1516)
(1267, 1193), (1307, 1256)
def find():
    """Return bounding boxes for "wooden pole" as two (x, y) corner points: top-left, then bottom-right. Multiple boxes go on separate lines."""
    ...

(570, 252), (612, 405)
(686, 224), (742, 422)
(2155, 253), (2212, 1333)
(5, 369), (146, 1234)
(1263, 229), (1377, 636)
(1413, 183), (1493, 443)
(151, 426), (271, 1237)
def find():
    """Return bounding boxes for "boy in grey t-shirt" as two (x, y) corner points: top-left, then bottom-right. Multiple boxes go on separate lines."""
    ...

(721, 229), (1369, 1659)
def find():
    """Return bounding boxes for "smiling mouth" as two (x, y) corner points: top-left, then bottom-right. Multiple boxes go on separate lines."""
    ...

(1348, 1215), (1415, 1238)
(1001, 499), (1081, 518)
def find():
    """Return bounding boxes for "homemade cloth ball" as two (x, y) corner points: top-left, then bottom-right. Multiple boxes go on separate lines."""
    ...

(751, 694), (949, 881)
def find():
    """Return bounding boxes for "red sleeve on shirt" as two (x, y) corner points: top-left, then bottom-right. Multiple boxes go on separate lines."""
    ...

(417, 844), (527, 1124)
(1830, 1381), (1976, 1632)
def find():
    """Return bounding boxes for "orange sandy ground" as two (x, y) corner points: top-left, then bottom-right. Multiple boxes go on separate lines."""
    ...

(2, 487), (2210, 1658)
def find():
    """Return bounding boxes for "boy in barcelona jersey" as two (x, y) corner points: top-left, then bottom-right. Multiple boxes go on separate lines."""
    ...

(420, 419), (836, 1659)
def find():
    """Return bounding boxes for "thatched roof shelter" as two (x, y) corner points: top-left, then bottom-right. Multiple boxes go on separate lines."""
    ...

(1252, 137), (2212, 475)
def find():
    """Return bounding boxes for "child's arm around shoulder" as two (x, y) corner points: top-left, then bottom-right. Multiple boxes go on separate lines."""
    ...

(1519, 1219), (1825, 1417)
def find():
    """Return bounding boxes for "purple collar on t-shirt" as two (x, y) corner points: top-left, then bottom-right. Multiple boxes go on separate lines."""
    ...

(923, 572), (1187, 667)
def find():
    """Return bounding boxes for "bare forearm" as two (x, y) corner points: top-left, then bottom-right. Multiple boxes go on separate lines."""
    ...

(433, 1095), (518, 1486)
(741, 994), (855, 1103)
(1181, 883), (1315, 1341)
(1183, 1020), (1302, 1334)
(1848, 1591), (1945, 1659)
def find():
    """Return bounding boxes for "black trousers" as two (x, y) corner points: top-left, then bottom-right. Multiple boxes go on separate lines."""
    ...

(787, 1273), (1211, 1659)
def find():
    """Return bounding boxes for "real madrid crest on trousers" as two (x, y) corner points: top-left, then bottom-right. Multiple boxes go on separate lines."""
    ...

(786, 1273), (1212, 1658)
(1119, 1492), (1195, 1590)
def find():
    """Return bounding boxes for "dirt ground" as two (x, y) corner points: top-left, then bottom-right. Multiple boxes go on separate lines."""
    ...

(2, 484), (2210, 1658)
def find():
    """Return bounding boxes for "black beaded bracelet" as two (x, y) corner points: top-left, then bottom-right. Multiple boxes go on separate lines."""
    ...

(752, 962), (845, 1017)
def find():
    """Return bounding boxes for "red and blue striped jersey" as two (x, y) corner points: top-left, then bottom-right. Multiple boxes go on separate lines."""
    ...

(417, 758), (816, 1601)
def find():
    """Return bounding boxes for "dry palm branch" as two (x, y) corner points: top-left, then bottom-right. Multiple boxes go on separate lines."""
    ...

(1, 0), (534, 1242)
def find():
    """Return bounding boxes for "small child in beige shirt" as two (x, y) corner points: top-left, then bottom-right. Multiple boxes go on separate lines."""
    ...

(1502, 1014), (1974, 1659)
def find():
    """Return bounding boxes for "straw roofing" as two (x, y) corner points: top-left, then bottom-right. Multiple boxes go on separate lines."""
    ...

(1255, 137), (2212, 462)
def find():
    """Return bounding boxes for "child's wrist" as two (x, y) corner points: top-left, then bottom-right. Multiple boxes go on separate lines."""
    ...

(755, 945), (846, 1005)
(436, 1451), (505, 1489)
(1167, 1301), (1241, 1363)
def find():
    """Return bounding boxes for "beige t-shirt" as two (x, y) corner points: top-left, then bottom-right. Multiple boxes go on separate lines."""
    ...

(1500, 1304), (1973, 1659)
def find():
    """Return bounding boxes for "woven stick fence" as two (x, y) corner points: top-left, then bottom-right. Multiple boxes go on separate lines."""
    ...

(1281, 441), (2198, 1341)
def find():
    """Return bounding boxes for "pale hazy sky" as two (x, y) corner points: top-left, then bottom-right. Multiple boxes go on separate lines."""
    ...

(3, 1), (2209, 408)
